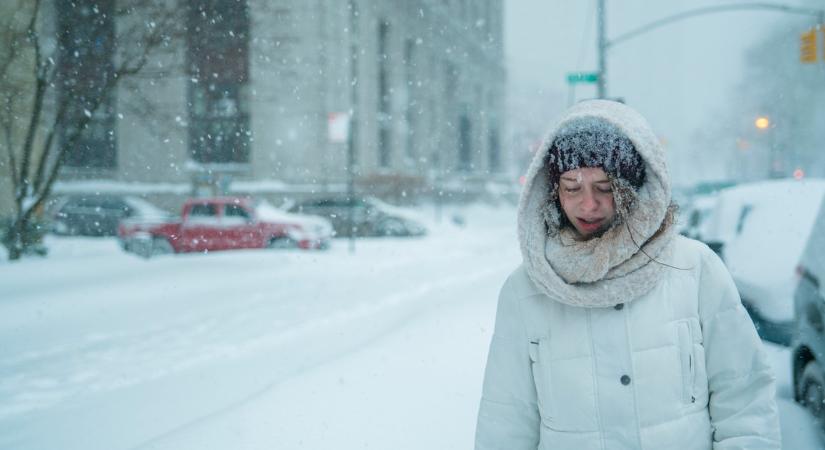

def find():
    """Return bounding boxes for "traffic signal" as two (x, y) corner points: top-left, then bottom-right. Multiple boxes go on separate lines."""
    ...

(801, 28), (817, 63)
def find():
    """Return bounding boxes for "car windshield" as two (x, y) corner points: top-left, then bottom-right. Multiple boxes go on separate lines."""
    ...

(1, 1), (823, 449)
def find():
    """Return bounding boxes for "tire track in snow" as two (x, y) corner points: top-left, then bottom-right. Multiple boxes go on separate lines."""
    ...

(0, 233), (514, 424)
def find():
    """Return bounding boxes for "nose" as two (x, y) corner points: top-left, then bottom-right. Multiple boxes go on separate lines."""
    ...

(581, 190), (599, 211)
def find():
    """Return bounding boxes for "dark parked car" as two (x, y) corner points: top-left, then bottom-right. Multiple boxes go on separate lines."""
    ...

(49, 194), (171, 237)
(287, 196), (427, 238)
(793, 193), (825, 426)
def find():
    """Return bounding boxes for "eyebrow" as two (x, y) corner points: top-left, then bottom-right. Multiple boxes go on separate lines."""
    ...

(560, 176), (611, 184)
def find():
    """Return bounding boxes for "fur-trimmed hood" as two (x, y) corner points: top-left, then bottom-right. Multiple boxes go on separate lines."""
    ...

(518, 100), (675, 308)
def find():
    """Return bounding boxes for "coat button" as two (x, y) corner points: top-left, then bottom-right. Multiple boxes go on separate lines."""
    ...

(614, 303), (624, 310)
(620, 375), (631, 385)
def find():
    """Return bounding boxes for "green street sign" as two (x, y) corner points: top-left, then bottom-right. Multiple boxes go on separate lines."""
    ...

(566, 72), (600, 84)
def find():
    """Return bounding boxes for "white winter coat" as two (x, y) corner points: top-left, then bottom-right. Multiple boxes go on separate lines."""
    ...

(475, 101), (781, 449)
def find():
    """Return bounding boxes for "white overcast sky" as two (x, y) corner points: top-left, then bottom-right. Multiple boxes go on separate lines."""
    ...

(504, 0), (816, 185)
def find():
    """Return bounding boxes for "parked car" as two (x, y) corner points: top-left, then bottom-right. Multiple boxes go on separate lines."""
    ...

(49, 194), (171, 237)
(118, 197), (332, 257)
(287, 196), (427, 238)
(701, 179), (825, 345)
(677, 193), (718, 242)
(792, 193), (825, 426)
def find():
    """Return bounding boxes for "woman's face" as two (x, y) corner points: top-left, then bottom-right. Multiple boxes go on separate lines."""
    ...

(558, 167), (616, 239)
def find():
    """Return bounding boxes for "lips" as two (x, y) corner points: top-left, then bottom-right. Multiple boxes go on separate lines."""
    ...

(576, 217), (604, 233)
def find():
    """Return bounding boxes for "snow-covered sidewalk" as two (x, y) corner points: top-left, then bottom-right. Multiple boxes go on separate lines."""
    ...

(139, 275), (499, 450)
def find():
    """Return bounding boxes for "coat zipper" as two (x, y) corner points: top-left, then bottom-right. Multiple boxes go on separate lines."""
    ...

(678, 321), (696, 404)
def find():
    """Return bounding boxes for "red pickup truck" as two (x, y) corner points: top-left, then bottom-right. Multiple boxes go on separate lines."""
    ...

(118, 197), (333, 257)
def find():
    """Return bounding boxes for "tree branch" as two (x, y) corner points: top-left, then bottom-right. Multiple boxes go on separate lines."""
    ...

(17, 0), (44, 205)
(28, 107), (96, 225)
(32, 95), (69, 195)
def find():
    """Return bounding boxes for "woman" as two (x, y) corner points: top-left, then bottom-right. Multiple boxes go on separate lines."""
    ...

(475, 100), (781, 449)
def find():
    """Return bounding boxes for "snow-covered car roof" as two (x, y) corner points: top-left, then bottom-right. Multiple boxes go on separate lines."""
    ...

(122, 196), (172, 221)
(702, 180), (825, 245)
(364, 196), (427, 225)
(49, 194), (172, 220)
(255, 199), (332, 229)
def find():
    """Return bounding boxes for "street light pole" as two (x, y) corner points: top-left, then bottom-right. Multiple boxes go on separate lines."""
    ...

(755, 116), (781, 178)
(594, 2), (824, 100)
(596, 0), (607, 99)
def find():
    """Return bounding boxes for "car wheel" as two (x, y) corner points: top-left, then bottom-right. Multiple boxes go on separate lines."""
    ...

(800, 360), (825, 426)
(53, 221), (69, 235)
(151, 237), (174, 256)
(268, 236), (297, 249)
(378, 218), (406, 237)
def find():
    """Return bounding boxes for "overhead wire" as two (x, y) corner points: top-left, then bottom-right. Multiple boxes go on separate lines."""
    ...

(576, 0), (595, 72)
(568, 0), (596, 105)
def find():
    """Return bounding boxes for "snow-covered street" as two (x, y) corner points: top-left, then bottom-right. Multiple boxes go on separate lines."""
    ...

(0, 204), (822, 449)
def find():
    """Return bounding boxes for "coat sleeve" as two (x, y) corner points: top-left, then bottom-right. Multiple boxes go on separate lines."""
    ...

(474, 275), (540, 450)
(697, 246), (782, 449)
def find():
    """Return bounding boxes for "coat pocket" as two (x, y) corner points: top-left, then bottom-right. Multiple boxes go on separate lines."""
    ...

(528, 338), (556, 423)
(677, 321), (696, 404)
(528, 338), (598, 431)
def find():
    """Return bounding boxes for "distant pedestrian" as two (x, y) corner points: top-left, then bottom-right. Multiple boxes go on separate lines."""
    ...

(474, 100), (781, 449)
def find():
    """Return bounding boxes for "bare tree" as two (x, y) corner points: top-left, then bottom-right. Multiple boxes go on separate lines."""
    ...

(1, 0), (184, 260)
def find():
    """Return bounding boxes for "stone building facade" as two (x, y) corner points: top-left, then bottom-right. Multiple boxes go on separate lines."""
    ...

(53, 0), (507, 204)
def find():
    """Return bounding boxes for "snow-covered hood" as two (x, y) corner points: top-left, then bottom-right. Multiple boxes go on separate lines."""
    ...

(720, 179), (825, 322)
(518, 100), (674, 308)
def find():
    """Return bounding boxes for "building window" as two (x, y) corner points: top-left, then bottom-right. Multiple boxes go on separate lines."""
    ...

(57, 0), (117, 169)
(458, 114), (472, 171)
(377, 19), (391, 168)
(348, 0), (360, 167)
(186, 0), (251, 164)
(488, 127), (500, 173)
(403, 38), (416, 162)
(443, 62), (459, 170)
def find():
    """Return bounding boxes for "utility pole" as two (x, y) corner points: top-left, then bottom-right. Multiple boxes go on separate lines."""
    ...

(596, 0), (607, 99)
(348, 0), (359, 253)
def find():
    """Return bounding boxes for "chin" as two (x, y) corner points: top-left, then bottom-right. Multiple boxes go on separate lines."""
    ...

(575, 223), (614, 240)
